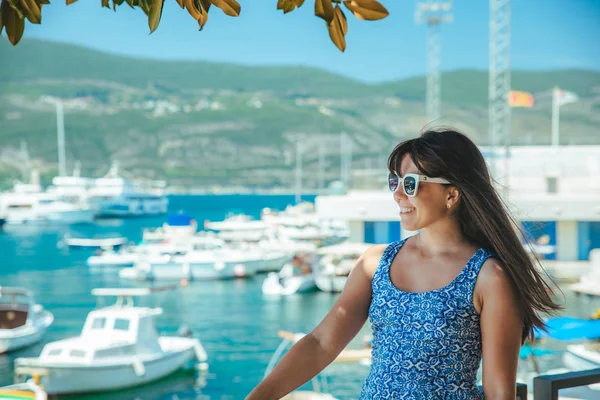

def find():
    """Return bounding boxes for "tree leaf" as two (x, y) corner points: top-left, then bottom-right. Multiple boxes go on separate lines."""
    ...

(137, 0), (149, 15)
(327, 5), (346, 52)
(343, 0), (388, 21)
(277, 0), (302, 13)
(314, 0), (334, 23)
(112, 0), (126, 11)
(210, 0), (240, 17)
(197, 0), (210, 30)
(0, 5), (4, 37)
(21, 0), (42, 24)
(125, 0), (135, 8)
(148, 0), (164, 33)
(184, 0), (201, 19)
(66, 0), (79, 5)
(175, 0), (185, 8)
(36, 0), (51, 5)
(335, 4), (347, 36)
(6, 0), (24, 19)
(2, 1), (25, 45)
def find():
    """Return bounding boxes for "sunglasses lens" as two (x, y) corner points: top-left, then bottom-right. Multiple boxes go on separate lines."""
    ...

(403, 176), (417, 196)
(388, 173), (399, 192)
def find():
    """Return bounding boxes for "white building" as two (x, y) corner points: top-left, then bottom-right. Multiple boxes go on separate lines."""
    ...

(315, 145), (600, 261)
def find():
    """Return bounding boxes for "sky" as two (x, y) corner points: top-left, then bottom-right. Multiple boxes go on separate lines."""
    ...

(22, 0), (600, 83)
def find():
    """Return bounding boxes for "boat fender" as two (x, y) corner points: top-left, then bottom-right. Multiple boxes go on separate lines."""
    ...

(213, 261), (225, 271)
(234, 264), (246, 277)
(132, 359), (145, 376)
(194, 343), (208, 363)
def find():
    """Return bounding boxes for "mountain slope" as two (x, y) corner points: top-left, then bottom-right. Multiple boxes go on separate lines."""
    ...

(0, 39), (598, 190)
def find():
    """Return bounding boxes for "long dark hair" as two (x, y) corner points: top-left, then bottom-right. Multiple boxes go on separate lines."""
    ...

(388, 127), (562, 342)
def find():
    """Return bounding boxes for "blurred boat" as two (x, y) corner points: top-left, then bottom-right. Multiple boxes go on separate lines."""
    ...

(0, 287), (53, 354)
(262, 254), (317, 296)
(86, 162), (168, 218)
(14, 287), (208, 395)
(314, 242), (371, 293)
(63, 235), (128, 250)
(119, 242), (283, 281)
(0, 379), (47, 400)
(0, 182), (95, 226)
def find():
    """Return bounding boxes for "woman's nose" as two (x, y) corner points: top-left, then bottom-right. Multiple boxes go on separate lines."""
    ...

(393, 186), (407, 201)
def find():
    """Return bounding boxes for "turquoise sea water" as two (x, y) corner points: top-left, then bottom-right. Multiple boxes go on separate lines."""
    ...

(0, 195), (371, 399)
(1, 194), (599, 399)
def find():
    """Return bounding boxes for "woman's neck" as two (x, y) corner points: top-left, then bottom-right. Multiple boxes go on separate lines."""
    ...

(414, 217), (469, 257)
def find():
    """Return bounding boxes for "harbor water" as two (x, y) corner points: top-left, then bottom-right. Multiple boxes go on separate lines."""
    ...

(1, 194), (599, 399)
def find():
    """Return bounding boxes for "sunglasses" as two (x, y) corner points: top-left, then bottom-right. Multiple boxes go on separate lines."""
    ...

(388, 172), (450, 197)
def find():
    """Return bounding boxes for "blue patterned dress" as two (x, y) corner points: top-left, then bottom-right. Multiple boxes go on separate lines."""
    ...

(359, 239), (493, 399)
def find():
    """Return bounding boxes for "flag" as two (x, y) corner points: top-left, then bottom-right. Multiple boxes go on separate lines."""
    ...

(508, 90), (535, 108)
(555, 88), (578, 107)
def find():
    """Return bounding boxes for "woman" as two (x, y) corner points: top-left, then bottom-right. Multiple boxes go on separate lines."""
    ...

(246, 128), (561, 399)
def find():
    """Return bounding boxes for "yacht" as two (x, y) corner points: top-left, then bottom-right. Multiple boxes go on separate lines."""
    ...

(86, 162), (168, 218)
(14, 287), (208, 395)
(0, 182), (94, 225)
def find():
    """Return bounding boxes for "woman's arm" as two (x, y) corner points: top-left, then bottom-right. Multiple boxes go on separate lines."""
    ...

(245, 245), (385, 400)
(477, 259), (523, 399)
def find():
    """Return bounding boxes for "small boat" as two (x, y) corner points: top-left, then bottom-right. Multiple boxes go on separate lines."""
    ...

(0, 380), (47, 400)
(262, 255), (317, 296)
(87, 247), (139, 267)
(14, 286), (208, 395)
(266, 331), (371, 400)
(0, 287), (53, 354)
(314, 242), (371, 293)
(63, 235), (128, 249)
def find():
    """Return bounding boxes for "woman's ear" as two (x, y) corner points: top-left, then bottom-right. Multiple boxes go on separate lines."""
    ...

(446, 186), (460, 207)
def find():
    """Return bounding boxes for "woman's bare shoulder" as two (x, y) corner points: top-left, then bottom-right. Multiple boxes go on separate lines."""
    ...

(355, 244), (388, 279)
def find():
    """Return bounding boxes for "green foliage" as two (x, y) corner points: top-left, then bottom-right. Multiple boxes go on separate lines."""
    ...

(0, 39), (599, 188)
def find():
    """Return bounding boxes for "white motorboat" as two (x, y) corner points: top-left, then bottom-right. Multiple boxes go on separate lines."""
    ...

(119, 247), (263, 281)
(262, 255), (317, 295)
(142, 213), (199, 244)
(86, 162), (168, 218)
(314, 242), (371, 293)
(204, 213), (267, 233)
(119, 235), (293, 281)
(0, 379), (47, 400)
(87, 247), (140, 267)
(14, 287), (208, 395)
(0, 287), (53, 354)
(63, 235), (128, 249)
(0, 183), (95, 226)
(265, 331), (371, 400)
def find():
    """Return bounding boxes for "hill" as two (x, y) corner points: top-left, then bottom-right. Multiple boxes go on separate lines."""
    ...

(0, 39), (599, 190)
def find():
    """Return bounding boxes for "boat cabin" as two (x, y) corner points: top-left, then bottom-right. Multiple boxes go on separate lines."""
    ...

(39, 288), (164, 364)
(0, 287), (36, 330)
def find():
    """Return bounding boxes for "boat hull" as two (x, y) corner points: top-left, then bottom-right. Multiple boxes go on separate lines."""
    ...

(93, 198), (168, 218)
(4, 209), (95, 225)
(119, 261), (253, 281)
(0, 311), (54, 354)
(262, 273), (317, 295)
(14, 338), (200, 395)
(315, 275), (348, 293)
